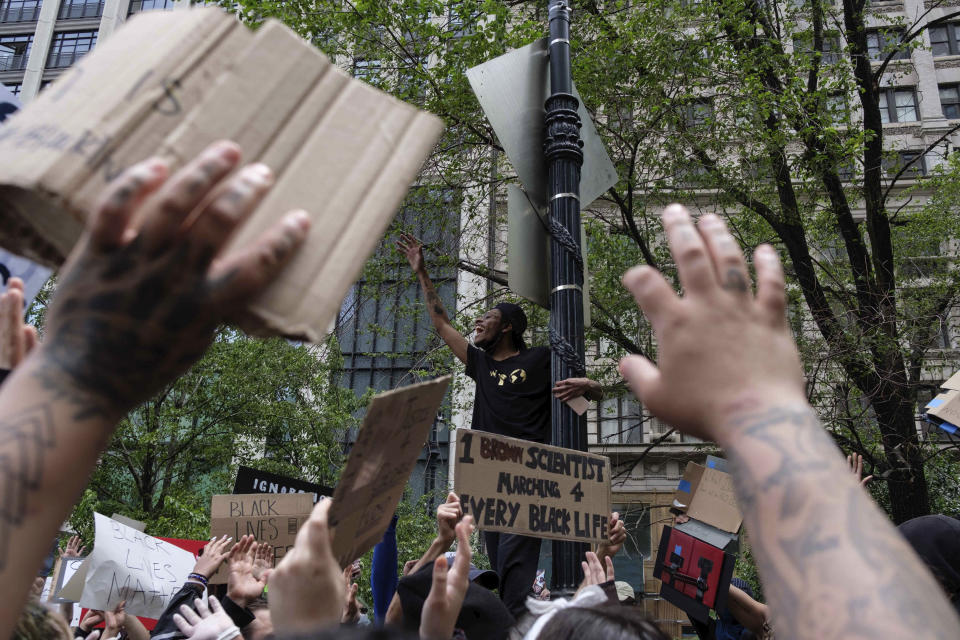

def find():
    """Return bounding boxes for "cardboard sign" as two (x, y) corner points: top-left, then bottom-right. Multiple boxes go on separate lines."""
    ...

(0, 8), (443, 341)
(926, 390), (960, 427)
(673, 463), (741, 534)
(941, 371), (960, 391)
(209, 492), (314, 583)
(453, 428), (611, 543)
(58, 513), (195, 618)
(234, 465), (332, 503)
(329, 376), (452, 567)
(654, 525), (735, 624)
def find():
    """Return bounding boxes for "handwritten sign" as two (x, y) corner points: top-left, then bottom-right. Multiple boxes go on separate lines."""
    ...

(209, 492), (313, 583)
(233, 465), (332, 503)
(329, 376), (451, 567)
(453, 428), (611, 543)
(58, 513), (194, 618)
(674, 463), (742, 534)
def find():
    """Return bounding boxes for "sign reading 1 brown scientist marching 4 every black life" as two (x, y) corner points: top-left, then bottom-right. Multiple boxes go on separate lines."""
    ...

(453, 428), (612, 543)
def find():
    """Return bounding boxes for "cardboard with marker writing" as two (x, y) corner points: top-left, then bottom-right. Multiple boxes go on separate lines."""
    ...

(208, 492), (314, 584)
(328, 376), (451, 568)
(0, 7), (443, 342)
(453, 428), (611, 543)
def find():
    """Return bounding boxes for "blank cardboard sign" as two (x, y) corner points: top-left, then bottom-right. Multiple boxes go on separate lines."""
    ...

(0, 8), (443, 341)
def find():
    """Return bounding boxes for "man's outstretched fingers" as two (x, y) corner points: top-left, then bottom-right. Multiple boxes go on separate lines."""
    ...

(753, 245), (787, 326)
(697, 214), (750, 295)
(661, 204), (716, 294)
(619, 355), (662, 407)
(90, 158), (168, 249)
(303, 497), (335, 558)
(138, 141), (241, 252)
(621, 265), (677, 329)
(208, 210), (310, 314)
(185, 163), (275, 266)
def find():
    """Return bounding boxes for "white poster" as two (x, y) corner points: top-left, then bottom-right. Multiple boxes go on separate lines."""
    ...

(60, 513), (195, 618)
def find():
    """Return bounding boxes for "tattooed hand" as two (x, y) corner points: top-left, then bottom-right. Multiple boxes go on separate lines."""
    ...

(37, 141), (310, 419)
(619, 205), (805, 442)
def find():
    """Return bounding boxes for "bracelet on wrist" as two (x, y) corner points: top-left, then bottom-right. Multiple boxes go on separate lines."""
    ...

(216, 627), (241, 640)
(187, 572), (209, 585)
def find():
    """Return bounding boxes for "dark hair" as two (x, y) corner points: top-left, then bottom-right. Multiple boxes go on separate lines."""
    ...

(12, 600), (71, 640)
(276, 628), (417, 640)
(538, 602), (670, 640)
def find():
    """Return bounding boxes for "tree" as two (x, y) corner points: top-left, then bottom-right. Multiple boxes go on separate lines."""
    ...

(65, 329), (363, 540)
(220, 0), (960, 523)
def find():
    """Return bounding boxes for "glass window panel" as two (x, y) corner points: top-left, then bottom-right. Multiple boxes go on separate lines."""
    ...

(895, 90), (918, 122)
(0, 34), (32, 72)
(0, 0), (42, 23)
(941, 85), (960, 119)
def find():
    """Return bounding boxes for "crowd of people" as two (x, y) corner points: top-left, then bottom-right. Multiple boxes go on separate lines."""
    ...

(1, 143), (959, 640)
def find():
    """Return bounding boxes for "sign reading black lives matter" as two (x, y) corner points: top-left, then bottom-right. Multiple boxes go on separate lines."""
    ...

(454, 428), (611, 543)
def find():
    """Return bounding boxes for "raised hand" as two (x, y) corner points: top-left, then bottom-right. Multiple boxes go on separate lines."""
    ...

(619, 206), (805, 442)
(63, 534), (85, 558)
(340, 565), (361, 625)
(420, 515), (475, 640)
(395, 232), (425, 273)
(847, 453), (874, 487)
(0, 277), (38, 371)
(193, 535), (232, 580)
(78, 608), (105, 632)
(597, 511), (626, 560)
(436, 491), (462, 545)
(227, 536), (268, 607)
(173, 597), (239, 640)
(268, 498), (343, 633)
(579, 551), (614, 592)
(38, 141), (311, 419)
(103, 600), (126, 638)
(252, 541), (273, 580)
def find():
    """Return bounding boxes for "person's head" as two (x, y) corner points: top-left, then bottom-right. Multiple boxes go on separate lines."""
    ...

(475, 302), (527, 351)
(12, 600), (71, 640)
(242, 597), (272, 640)
(533, 602), (669, 640)
(898, 515), (960, 614)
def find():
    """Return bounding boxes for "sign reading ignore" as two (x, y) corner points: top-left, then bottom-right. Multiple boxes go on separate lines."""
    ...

(453, 428), (611, 543)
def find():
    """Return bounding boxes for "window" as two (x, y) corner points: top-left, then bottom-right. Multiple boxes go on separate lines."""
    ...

(929, 23), (960, 57)
(127, 0), (173, 15)
(866, 29), (909, 61)
(684, 98), (713, 128)
(609, 503), (651, 588)
(448, 1), (479, 38)
(825, 93), (849, 124)
(58, 0), (103, 20)
(597, 396), (643, 445)
(882, 150), (926, 177)
(47, 30), (96, 68)
(0, 0), (41, 23)
(878, 88), (918, 123)
(351, 58), (381, 82)
(940, 84), (960, 119)
(794, 32), (842, 64)
(0, 34), (32, 72)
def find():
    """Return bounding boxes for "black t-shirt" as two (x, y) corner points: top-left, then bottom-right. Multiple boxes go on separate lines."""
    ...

(465, 344), (551, 443)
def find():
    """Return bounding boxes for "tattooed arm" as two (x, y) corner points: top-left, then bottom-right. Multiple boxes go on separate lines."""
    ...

(396, 233), (467, 365)
(0, 141), (311, 638)
(619, 204), (960, 639)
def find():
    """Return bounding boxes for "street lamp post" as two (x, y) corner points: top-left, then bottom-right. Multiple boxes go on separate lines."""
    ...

(545, 0), (588, 595)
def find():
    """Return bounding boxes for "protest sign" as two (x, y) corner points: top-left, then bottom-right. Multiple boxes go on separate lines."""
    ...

(209, 492), (314, 583)
(0, 8), (443, 342)
(328, 376), (451, 567)
(50, 556), (87, 603)
(673, 463), (741, 535)
(234, 465), (332, 503)
(58, 513), (194, 618)
(453, 428), (611, 543)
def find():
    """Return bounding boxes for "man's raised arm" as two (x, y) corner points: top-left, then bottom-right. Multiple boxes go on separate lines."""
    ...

(396, 233), (468, 365)
(619, 205), (960, 639)
(0, 141), (310, 638)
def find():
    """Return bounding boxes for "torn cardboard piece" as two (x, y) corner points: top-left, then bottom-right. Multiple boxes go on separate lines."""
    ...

(672, 462), (742, 535)
(329, 376), (451, 568)
(453, 428), (611, 543)
(0, 8), (443, 341)
(209, 492), (314, 584)
(941, 371), (960, 392)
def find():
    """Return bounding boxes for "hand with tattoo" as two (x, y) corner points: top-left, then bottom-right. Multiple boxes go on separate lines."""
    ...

(37, 141), (310, 419)
(619, 206), (805, 441)
(0, 278), (38, 371)
(619, 204), (960, 639)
